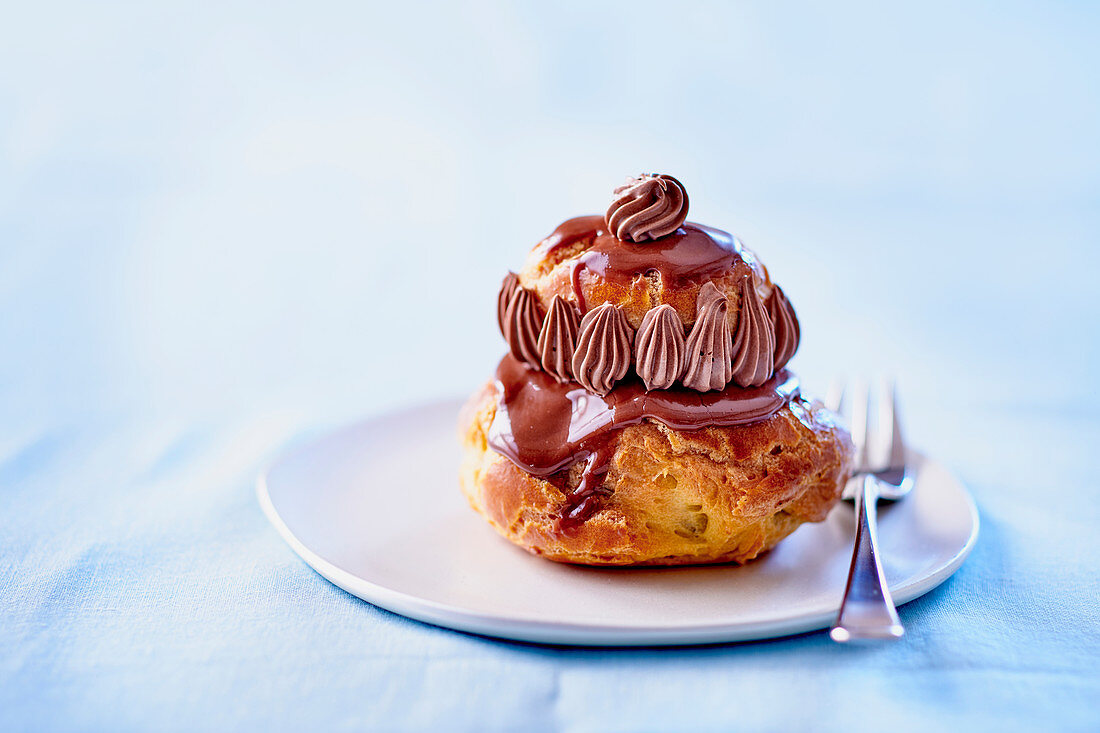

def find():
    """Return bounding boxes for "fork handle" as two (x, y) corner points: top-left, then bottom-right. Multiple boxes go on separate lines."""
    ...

(830, 475), (905, 642)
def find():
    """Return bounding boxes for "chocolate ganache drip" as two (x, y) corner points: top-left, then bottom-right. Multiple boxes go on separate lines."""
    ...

(488, 355), (800, 529)
(682, 282), (734, 392)
(767, 284), (800, 370)
(634, 304), (686, 390)
(731, 274), (775, 387)
(571, 303), (634, 395)
(537, 215), (758, 316)
(605, 174), (689, 242)
(537, 295), (581, 382)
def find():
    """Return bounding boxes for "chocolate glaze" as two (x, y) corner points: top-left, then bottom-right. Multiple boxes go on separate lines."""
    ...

(534, 215), (760, 314)
(487, 354), (799, 530)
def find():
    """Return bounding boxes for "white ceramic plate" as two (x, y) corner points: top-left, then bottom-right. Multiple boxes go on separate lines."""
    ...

(258, 400), (978, 646)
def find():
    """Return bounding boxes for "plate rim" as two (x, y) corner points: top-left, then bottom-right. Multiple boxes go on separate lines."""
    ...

(257, 400), (980, 646)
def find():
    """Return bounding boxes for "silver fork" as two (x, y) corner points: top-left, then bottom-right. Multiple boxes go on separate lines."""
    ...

(824, 379), (914, 643)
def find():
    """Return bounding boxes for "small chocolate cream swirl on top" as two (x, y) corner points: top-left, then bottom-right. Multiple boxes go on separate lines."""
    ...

(502, 287), (542, 367)
(767, 284), (800, 371)
(682, 282), (734, 392)
(537, 295), (581, 382)
(497, 272), (520, 336)
(605, 174), (689, 242)
(571, 303), (634, 395)
(634, 304), (686, 391)
(731, 274), (776, 387)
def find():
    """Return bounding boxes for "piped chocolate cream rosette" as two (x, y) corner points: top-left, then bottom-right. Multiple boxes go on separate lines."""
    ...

(459, 174), (853, 566)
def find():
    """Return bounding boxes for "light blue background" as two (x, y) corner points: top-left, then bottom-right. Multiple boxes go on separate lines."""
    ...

(2, 2), (1098, 731)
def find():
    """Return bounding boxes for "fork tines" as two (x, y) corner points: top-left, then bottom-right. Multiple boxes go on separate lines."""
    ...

(825, 377), (906, 478)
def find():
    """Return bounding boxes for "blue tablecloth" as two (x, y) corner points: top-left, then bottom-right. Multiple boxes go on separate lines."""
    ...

(2, 2), (1098, 730)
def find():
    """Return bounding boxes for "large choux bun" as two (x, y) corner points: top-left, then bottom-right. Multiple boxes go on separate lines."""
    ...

(459, 380), (854, 566)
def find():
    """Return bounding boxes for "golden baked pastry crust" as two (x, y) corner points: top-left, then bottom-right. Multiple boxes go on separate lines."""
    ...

(458, 380), (854, 566)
